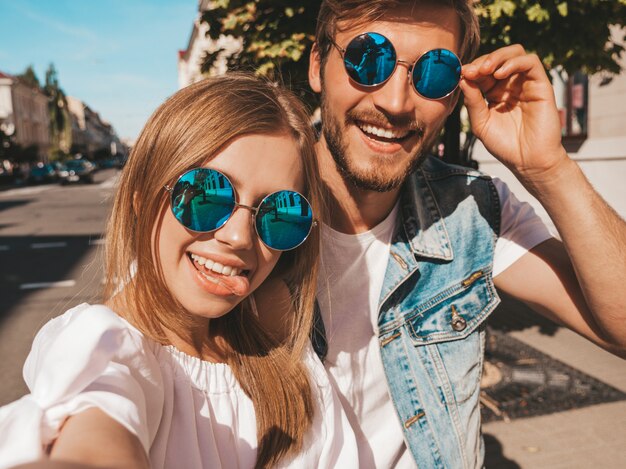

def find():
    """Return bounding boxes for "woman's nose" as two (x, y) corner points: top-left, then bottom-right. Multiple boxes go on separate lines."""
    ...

(212, 206), (255, 250)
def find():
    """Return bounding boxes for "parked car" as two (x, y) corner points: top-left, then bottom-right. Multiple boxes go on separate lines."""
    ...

(28, 163), (58, 184)
(58, 159), (96, 184)
(97, 155), (125, 169)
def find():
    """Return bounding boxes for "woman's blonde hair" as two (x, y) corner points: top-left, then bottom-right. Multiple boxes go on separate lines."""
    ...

(103, 73), (323, 468)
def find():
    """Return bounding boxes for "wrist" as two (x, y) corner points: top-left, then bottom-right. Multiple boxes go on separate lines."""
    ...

(515, 151), (581, 199)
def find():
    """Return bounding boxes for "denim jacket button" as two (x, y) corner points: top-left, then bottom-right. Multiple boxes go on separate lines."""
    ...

(451, 315), (467, 332)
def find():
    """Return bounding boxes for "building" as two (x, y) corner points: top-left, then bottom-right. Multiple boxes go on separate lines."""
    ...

(177, 0), (241, 89)
(67, 96), (125, 159)
(0, 71), (50, 159)
(474, 27), (626, 227)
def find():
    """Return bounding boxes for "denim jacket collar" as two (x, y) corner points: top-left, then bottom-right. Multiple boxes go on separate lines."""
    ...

(398, 168), (454, 261)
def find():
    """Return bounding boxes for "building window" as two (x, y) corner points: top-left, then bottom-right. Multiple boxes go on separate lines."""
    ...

(552, 69), (589, 140)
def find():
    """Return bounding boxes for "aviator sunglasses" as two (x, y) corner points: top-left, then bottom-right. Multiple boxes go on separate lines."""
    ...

(331, 32), (462, 100)
(165, 168), (315, 251)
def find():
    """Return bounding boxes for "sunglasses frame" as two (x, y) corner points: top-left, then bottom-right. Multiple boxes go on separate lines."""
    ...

(164, 168), (317, 252)
(330, 32), (463, 101)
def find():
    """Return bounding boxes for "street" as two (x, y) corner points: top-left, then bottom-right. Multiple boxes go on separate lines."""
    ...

(0, 169), (118, 405)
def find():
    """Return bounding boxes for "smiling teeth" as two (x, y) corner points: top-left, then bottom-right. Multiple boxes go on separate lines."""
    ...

(358, 124), (410, 139)
(190, 253), (242, 276)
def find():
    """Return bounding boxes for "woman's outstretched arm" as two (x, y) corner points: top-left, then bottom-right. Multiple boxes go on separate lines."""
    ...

(47, 408), (149, 469)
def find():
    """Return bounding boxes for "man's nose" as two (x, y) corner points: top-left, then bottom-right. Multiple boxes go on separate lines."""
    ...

(370, 61), (415, 116)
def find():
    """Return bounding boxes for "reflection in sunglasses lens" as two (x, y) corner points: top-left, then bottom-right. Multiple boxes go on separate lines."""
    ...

(171, 168), (235, 232)
(344, 32), (396, 86)
(412, 48), (461, 99)
(256, 190), (313, 251)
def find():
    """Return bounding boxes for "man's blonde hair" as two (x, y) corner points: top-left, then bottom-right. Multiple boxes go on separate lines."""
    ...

(315, 0), (480, 66)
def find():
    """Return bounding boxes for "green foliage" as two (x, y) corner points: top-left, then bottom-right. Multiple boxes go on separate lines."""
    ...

(16, 65), (41, 89)
(49, 149), (67, 162)
(478, 0), (626, 75)
(44, 63), (72, 155)
(200, 0), (318, 105)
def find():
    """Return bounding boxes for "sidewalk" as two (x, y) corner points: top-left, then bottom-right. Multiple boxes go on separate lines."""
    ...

(483, 299), (626, 468)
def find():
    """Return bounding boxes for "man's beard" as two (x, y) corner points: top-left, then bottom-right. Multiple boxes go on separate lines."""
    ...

(320, 94), (434, 193)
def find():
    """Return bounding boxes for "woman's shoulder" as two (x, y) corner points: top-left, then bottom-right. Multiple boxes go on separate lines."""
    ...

(0, 304), (166, 465)
(24, 303), (158, 389)
(34, 302), (135, 338)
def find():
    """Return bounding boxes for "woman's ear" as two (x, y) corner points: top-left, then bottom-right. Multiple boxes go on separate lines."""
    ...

(309, 43), (322, 93)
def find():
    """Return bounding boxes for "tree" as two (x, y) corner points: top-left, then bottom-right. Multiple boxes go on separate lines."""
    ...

(451, 0), (626, 166)
(43, 63), (71, 160)
(200, 1), (315, 104)
(200, 0), (626, 163)
(16, 65), (41, 89)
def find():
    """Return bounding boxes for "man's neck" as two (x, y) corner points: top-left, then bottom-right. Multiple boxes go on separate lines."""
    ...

(316, 139), (401, 234)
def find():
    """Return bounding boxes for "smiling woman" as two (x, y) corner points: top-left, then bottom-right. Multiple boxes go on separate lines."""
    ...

(0, 74), (358, 469)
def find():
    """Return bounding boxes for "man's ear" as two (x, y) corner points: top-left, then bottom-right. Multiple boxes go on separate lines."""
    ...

(309, 42), (322, 93)
(448, 89), (462, 116)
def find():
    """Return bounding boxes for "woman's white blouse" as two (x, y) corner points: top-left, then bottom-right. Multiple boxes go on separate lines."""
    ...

(0, 304), (359, 468)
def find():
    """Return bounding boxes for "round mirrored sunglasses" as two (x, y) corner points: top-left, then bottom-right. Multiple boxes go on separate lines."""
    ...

(165, 168), (316, 251)
(333, 32), (462, 100)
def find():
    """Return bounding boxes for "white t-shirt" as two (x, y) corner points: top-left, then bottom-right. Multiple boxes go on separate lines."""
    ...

(317, 178), (554, 468)
(0, 304), (359, 469)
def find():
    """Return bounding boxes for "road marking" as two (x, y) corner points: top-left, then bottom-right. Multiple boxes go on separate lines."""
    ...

(89, 238), (106, 245)
(30, 242), (68, 249)
(0, 186), (53, 197)
(20, 280), (76, 290)
(0, 245), (9, 251)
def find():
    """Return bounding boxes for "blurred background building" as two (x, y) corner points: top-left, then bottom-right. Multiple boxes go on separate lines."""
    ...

(66, 96), (124, 160)
(0, 71), (50, 160)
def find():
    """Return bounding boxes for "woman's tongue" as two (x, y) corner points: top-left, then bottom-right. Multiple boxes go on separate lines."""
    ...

(194, 259), (249, 296)
(212, 274), (249, 296)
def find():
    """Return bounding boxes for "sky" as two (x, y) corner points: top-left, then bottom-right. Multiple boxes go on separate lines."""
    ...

(0, 0), (198, 141)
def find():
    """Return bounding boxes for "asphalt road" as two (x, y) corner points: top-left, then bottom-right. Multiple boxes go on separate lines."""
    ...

(0, 169), (119, 405)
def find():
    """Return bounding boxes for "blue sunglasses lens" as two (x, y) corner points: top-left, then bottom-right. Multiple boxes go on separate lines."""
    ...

(171, 170), (313, 251)
(343, 32), (396, 86)
(170, 168), (235, 232)
(255, 190), (313, 251)
(412, 48), (461, 99)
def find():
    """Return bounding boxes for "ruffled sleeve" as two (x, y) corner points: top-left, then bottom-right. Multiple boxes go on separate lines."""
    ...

(0, 304), (164, 468)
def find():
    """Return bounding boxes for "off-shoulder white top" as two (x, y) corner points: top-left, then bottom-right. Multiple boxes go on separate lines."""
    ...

(0, 304), (358, 468)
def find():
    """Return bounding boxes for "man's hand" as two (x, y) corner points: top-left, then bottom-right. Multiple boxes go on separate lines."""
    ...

(459, 44), (569, 182)
(464, 46), (626, 352)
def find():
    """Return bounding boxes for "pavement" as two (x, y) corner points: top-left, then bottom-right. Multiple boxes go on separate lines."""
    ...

(482, 295), (626, 468)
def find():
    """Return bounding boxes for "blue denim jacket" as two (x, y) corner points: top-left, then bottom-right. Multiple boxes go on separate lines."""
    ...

(313, 156), (501, 468)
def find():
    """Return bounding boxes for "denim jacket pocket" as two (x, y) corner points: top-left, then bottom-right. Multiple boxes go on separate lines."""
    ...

(405, 269), (500, 405)
(406, 269), (498, 345)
